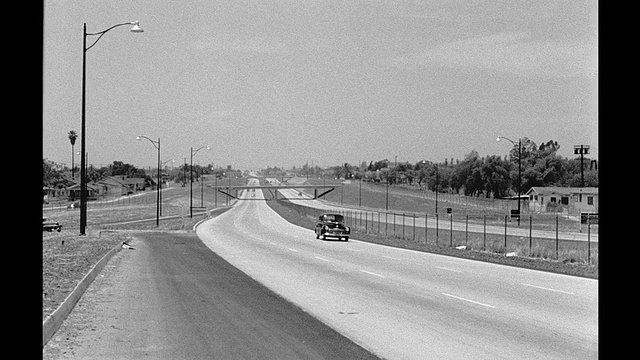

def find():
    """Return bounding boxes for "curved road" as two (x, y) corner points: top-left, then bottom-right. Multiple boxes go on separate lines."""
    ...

(196, 186), (598, 359)
(43, 230), (380, 359)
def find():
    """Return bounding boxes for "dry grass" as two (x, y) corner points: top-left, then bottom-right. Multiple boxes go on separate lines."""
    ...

(42, 231), (127, 320)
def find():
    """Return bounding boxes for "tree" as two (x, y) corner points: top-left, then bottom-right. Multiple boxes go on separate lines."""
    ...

(481, 155), (510, 198)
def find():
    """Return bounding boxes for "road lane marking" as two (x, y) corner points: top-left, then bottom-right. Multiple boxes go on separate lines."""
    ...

(287, 248), (298, 252)
(442, 293), (496, 309)
(382, 256), (401, 260)
(360, 270), (385, 278)
(522, 283), (574, 295)
(314, 256), (330, 262)
(435, 266), (464, 273)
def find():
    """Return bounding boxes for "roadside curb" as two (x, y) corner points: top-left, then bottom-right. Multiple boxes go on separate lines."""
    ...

(42, 241), (123, 348)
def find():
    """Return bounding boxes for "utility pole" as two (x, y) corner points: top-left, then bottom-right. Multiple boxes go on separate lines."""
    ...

(574, 145), (590, 187)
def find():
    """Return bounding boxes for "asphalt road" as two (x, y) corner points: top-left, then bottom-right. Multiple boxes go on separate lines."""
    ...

(274, 186), (597, 243)
(43, 231), (380, 360)
(196, 187), (598, 359)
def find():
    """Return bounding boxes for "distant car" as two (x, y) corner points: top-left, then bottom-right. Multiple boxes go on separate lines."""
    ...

(315, 213), (350, 241)
(43, 218), (62, 232)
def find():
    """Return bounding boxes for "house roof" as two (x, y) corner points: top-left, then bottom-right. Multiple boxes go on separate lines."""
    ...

(526, 187), (598, 196)
(66, 183), (99, 191)
(95, 176), (145, 186)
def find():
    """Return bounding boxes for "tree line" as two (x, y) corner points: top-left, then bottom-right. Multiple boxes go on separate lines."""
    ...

(43, 159), (241, 190)
(325, 138), (598, 199)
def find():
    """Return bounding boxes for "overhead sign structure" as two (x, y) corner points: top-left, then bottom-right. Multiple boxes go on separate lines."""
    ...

(213, 185), (341, 200)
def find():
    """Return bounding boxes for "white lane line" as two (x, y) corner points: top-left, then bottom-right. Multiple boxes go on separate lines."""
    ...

(360, 269), (386, 278)
(382, 256), (401, 261)
(287, 248), (298, 252)
(314, 256), (331, 262)
(435, 266), (464, 273)
(442, 293), (496, 309)
(522, 283), (574, 295)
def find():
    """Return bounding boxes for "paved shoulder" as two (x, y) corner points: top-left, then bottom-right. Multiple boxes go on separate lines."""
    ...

(43, 232), (381, 360)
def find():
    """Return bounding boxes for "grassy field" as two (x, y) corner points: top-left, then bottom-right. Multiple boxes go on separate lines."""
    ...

(303, 178), (598, 235)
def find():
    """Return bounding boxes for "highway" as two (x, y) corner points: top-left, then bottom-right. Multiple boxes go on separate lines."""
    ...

(271, 184), (597, 243)
(196, 184), (598, 359)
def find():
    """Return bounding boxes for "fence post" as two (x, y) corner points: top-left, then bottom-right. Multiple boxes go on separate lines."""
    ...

(587, 214), (591, 264)
(413, 213), (416, 242)
(555, 215), (559, 260)
(425, 213), (428, 244)
(393, 213), (396, 237)
(483, 215), (486, 250)
(504, 214), (508, 255)
(365, 211), (368, 234)
(465, 215), (468, 246)
(529, 215), (533, 257)
(450, 214), (453, 247)
(402, 213), (405, 240)
(436, 214), (439, 246)
(385, 212), (388, 236)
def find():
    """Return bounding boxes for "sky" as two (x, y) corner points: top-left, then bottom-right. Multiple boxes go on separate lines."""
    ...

(43, 0), (598, 171)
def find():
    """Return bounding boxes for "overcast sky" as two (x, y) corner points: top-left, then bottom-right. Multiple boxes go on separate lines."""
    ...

(43, 0), (597, 170)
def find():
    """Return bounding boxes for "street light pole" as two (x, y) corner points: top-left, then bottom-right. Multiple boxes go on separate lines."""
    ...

(79, 21), (143, 235)
(190, 145), (210, 218)
(136, 136), (160, 227)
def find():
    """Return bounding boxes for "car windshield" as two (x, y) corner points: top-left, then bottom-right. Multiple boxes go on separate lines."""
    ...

(323, 214), (343, 222)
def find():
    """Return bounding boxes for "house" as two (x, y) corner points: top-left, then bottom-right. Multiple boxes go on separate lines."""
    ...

(66, 183), (99, 201)
(120, 176), (147, 193)
(95, 176), (147, 195)
(526, 187), (598, 214)
(94, 176), (129, 197)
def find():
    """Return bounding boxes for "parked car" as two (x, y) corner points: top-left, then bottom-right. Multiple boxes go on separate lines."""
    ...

(43, 218), (62, 232)
(315, 213), (350, 241)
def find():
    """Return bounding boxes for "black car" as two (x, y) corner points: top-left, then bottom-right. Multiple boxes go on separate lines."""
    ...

(43, 218), (62, 232)
(315, 213), (350, 241)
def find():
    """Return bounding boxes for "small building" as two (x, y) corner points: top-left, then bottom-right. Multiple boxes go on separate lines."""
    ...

(95, 176), (147, 195)
(526, 187), (598, 214)
(66, 183), (99, 201)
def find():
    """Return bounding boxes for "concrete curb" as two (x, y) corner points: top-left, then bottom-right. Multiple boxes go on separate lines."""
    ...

(42, 241), (123, 348)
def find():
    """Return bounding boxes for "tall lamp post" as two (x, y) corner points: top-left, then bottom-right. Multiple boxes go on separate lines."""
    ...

(160, 159), (174, 216)
(136, 136), (160, 226)
(497, 136), (522, 225)
(190, 145), (210, 218)
(79, 21), (144, 235)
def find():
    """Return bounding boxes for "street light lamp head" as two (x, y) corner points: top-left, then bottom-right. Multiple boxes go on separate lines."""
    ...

(130, 21), (144, 33)
(496, 137), (502, 142)
(206, 146), (211, 150)
(136, 136), (142, 140)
